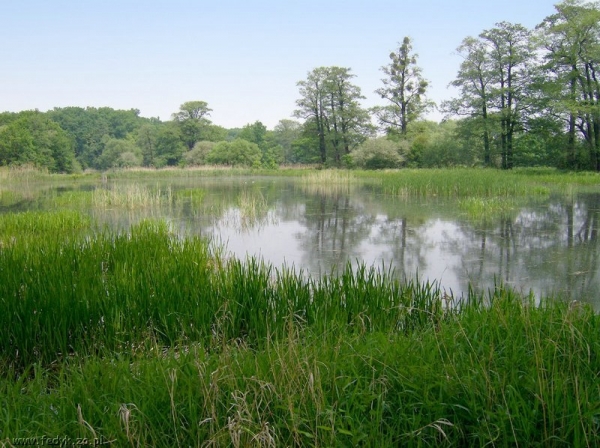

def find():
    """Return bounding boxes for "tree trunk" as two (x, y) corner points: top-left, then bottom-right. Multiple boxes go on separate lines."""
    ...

(567, 68), (578, 168)
(482, 105), (491, 166)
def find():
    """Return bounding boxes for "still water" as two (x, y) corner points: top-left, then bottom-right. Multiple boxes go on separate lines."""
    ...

(4, 176), (600, 307)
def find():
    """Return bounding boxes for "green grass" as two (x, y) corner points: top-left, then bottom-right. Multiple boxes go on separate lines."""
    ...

(1, 210), (599, 446)
(91, 183), (174, 209)
(4, 166), (599, 200)
(369, 168), (549, 198)
(173, 187), (206, 207)
(0, 188), (30, 207)
(369, 167), (600, 198)
(457, 196), (520, 220)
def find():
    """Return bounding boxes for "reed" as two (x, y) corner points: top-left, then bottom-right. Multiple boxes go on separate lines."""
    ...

(0, 188), (30, 207)
(374, 168), (548, 198)
(300, 169), (362, 196)
(1, 211), (599, 446)
(91, 183), (173, 209)
(302, 169), (359, 185)
(457, 196), (520, 219)
(2, 292), (598, 446)
(173, 187), (206, 206)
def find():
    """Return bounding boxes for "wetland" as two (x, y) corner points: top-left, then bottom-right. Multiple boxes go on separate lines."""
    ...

(1, 167), (599, 446)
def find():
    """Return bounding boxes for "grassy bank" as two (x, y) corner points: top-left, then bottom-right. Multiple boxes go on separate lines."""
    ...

(1, 211), (599, 446)
(3, 166), (600, 201)
(86, 166), (600, 201)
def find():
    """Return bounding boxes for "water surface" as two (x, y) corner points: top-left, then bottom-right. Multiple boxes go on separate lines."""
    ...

(3, 176), (599, 307)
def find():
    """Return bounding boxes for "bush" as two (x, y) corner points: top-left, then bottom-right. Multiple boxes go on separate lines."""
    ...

(183, 141), (216, 166)
(351, 138), (407, 169)
(206, 139), (262, 167)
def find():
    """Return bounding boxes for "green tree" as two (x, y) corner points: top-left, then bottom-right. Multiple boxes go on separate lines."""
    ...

(238, 121), (268, 149)
(172, 101), (214, 150)
(97, 136), (141, 170)
(444, 23), (536, 169)
(295, 67), (330, 163)
(206, 139), (262, 167)
(295, 67), (372, 165)
(183, 141), (216, 166)
(136, 124), (160, 167)
(48, 107), (149, 169)
(155, 125), (186, 167)
(238, 121), (284, 168)
(536, 0), (600, 170)
(272, 119), (302, 164)
(0, 112), (76, 172)
(0, 119), (35, 166)
(374, 37), (432, 137)
(411, 120), (476, 167)
(481, 22), (535, 169)
(350, 137), (407, 169)
(442, 37), (495, 165)
(323, 67), (373, 164)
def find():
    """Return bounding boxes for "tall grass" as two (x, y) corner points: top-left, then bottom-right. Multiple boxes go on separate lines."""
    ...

(1, 211), (599, 446)
(0, 212), (446, 369)
(2, 288), (598, 446)
(371, 168), (553, 197)
(91, 183), (173, 209)
(300, 169), (361, 196)
(457, 196), (520, 220)
(302, 169), (358, 185)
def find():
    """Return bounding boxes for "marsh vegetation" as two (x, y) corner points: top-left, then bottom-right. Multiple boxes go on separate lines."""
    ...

(1, 167), (600, 446)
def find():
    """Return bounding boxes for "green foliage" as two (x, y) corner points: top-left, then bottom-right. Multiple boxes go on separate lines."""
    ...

(206, 138), (262, 167)
(351, 137), (407, 169)
(183, 140), (216, 166)
(48, 107), (148, 169)
(171, 101), (216, 150)
(238, 121), (268, 148)
(97, 135), (142, 170)
(172, 100), (212, 122)
(536, 0), (600, 170)
(154, 124), (186, 167)
(135, 123), (160, 167)
(200, 123), (228, 142)
(1, 211), (599, 446)
(403, 120), (477, 168)
(0, 112), (77, 173)
(273, 119), (303, 164)
(375, 36), (432, 136)
(295, 67), (373, 166)
(237, 121), (282, 168)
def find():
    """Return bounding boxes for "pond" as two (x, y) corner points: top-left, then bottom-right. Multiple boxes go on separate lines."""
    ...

(3, 175), (599, 308)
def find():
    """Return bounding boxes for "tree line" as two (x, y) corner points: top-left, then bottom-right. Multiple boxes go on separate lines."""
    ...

(0, 104), (292, 173)
(295, 0), (600, 170)
(0, 0), (598, 172)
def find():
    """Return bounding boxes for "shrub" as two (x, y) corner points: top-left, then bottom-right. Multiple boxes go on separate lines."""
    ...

(183, 141), (216, 166)
(206, 138), (262, 167)
(351, 138), (407, 169)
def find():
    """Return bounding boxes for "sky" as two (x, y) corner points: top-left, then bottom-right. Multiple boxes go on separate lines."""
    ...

(1, 0), (560, 129)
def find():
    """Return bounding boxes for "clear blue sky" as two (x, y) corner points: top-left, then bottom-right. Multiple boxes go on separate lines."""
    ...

(1, 0), (558, 129)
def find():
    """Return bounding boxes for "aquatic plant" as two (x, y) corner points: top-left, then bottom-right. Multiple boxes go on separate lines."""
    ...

(91, 183), (173, 209)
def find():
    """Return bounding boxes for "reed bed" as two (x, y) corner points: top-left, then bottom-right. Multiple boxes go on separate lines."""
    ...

(457, 196), (520, 220)
(91, 183), (173, 209)
(372, 169), (553, 198)
(173, 187), (206, 206)
(233, 189), (277, 230)
(0, 188), (31, 208)
(300, 169), (362, 196)
(105, 166), (275, 180)
(302, 169), (359, 185)
(1, 211), (599, 446)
